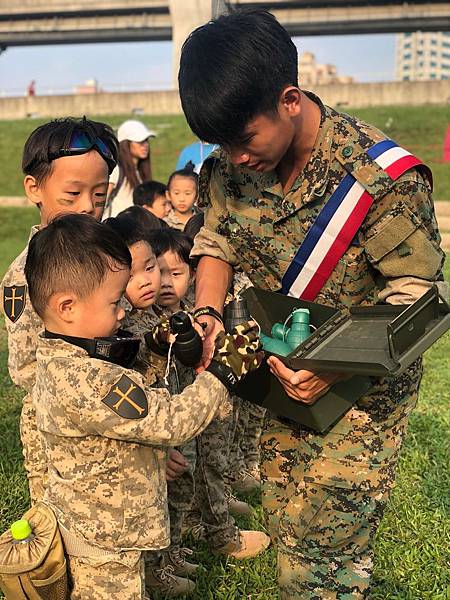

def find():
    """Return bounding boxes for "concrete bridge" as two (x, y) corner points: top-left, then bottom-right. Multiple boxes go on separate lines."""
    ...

(1, 0), (449, 82)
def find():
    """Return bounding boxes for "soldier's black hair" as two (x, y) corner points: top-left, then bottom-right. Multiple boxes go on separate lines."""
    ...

(25, 213), (131, 318)
(167, 164), (199, 190)
(147, 228), (193, 267)
(22, 117), (119, 184)
(179, 9), (298, 146)
(133, 180), (167, 207)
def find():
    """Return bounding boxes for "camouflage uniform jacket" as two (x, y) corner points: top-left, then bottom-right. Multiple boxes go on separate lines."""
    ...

(191, 92), (445, 408)
(34, 335), (228, 552)
(1, 226), (42, 391)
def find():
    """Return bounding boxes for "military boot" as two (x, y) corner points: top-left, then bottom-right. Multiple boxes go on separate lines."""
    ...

(227, 492), (252, 517)
(215, 530), (271, 559)
(145, 563), (195, 597)
(160, 546), (200, 578)
(231, 469), (261, 494)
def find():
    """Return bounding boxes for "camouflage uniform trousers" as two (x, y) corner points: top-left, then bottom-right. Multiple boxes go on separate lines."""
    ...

(229, 397), (266, 478)
(20, 392), (48, 503)
(260, 364), (421, 599)
(167, 438), (197, 547)
(67, 550), (146, 600)
(194, 392), (239, 549)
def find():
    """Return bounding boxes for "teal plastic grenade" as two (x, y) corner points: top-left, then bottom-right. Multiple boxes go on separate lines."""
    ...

(285, 309), (311, 348)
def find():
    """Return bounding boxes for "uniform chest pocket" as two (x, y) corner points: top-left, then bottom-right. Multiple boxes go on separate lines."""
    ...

(225, 198), (264, 240)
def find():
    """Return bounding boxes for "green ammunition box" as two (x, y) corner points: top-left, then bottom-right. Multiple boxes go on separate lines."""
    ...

(237, 285), (449, 432)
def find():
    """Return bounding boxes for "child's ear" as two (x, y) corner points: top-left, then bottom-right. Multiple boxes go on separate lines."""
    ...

(23, 175), (44, 207)
(165, 190), (171, 201)
(50, 292), (77, 324)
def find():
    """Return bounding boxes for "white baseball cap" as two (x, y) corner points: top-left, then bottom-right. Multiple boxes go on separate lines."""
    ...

(117, 120), (157, 143)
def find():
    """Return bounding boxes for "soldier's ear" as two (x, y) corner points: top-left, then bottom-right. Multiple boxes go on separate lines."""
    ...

(24, 175), (44, 207)
(279, 86), (301, 118)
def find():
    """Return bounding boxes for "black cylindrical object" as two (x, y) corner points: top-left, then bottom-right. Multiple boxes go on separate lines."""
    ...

(223, 297), (251, 333)
(170, 312), (203, 367)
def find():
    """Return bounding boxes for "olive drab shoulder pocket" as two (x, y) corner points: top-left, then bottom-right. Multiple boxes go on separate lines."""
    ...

(364, 202), (444, 280)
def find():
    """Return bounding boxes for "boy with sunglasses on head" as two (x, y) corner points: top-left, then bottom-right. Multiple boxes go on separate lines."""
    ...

(0, 117), (119, 504)
(24, 213), (263, 599)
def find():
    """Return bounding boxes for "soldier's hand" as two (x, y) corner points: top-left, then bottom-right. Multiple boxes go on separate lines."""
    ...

(194, 315), (224, 372)
(206, 321), (264, 391)
(267, 356), (347, 404)
(166, 449), (188, 481)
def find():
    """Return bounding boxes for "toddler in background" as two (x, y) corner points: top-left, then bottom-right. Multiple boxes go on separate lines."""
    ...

(105, 217), (200, 596)
(133, 180), (170, 220)
(148, 227), (271, 561)
(164, 165), (200, 230)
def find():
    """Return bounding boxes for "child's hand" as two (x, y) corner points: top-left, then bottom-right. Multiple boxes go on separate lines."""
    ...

(145, 317), (175, 356)
(166, 449), (188, 481)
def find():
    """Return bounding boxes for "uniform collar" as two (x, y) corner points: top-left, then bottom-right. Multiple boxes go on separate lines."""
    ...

(39, 333), (89, 358)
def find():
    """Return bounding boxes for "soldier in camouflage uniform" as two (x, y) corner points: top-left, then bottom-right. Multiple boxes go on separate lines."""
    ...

(24, 214), (264, 599)
(0, 118), (119, 504)
(178, 9), (446, 598)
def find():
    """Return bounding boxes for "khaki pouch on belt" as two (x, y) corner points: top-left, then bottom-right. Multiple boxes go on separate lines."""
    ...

(0, 503), (68, 600)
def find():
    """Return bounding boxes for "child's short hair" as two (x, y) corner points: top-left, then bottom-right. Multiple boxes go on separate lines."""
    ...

(116, 206), (167, 233)
(103, 214), (150, 249)
(22, 117), (119, 184)
(167, 164), (199, 190)
(25, 213), (131, 318)
(179, 9), (298, 146)
(133, 181), (167, 207)
(148, 228), (193, 266)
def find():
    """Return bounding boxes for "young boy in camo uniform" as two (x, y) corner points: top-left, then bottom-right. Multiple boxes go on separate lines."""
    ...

(0, 117), (119, 503)
(24, 213), (263, 600)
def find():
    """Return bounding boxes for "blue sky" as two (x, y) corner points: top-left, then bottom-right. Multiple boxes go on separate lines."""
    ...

(0, 34), (396, 97)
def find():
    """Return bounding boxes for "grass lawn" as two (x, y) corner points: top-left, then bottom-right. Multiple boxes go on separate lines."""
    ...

(0, 105), (449, 201)
(0, 205), (448, 599)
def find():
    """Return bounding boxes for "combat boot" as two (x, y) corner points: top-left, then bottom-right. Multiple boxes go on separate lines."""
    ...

(160, 546), (200, 578)
(145, 563), (195, 597)
(227, 492), (252, 517)
(215, 530), (271, 559)
(231, 469), (261, 494)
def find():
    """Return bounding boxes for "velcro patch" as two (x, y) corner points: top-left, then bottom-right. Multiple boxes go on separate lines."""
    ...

(3, 285), (26, 323)
(102, 375), (148, 420)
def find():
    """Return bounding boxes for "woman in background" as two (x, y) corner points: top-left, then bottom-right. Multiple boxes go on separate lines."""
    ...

(104, 119), (156, 218)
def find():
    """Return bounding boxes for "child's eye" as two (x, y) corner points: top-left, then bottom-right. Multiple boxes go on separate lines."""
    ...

(66, 191), (80, 196)
(95, 192), (107, 198)
(146, 264), (154, 271)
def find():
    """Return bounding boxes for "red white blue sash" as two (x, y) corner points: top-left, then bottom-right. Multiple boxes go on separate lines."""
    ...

(281, 140), (424, 301)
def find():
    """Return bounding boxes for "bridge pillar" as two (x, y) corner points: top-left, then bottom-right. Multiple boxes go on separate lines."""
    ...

(169, 0), (227, 88)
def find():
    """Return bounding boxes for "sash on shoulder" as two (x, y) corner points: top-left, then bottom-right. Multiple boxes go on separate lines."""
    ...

(281, 139), (424, 301)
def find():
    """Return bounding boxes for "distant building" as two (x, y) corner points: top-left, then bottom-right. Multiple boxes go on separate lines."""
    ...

(396, 32), (450, 81)
(74, 78), (101, 94)
(298, 52), (354, 86)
